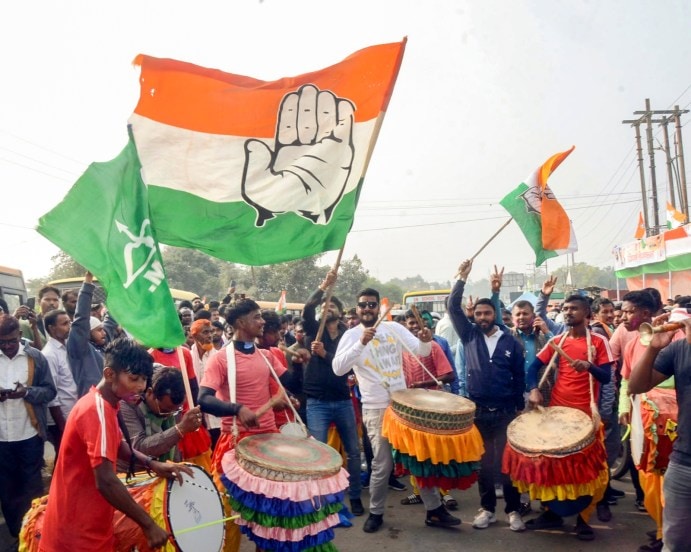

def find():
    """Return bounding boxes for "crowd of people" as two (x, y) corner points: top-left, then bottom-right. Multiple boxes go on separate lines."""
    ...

(0, 260), (689, 552)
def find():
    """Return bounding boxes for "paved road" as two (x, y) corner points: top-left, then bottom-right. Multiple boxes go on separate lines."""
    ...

(1, 449), (654, 552)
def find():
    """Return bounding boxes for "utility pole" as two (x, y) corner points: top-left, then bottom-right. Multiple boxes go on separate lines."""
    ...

(674, 105), (690, 220)
(661, 116), (676, 208)
(644, 99), (661, 231)
(622, 119), (651, 235)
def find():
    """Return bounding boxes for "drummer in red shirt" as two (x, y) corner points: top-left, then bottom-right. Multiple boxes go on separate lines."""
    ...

(39, 338), (191, 552)
(198, 299), (291, 552)
(527, 295), (614, 540)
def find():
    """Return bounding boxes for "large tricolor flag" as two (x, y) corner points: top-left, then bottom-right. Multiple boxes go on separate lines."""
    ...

(666, 202), (686, 229)
(500, 147), (578, 265)
(130, 40), (406, 265)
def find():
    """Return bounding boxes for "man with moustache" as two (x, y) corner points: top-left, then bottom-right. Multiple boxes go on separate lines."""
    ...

(189, 319), (221, 448)
(448, 260), (526, 533)
(334, 288), (460, 533)
(302, 270), (364, 516)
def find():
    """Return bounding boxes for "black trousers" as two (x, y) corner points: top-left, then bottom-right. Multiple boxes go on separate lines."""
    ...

(0, 435), (44, 537)
(474, 409), (522, 514)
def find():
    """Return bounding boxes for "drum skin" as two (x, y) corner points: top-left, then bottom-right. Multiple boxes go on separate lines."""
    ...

(390, 388), (475, 433)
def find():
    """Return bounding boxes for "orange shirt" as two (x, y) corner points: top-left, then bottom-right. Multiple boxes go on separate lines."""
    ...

(537, 332), (614, 415)
(402, 341), (452, 387)
(201, 346), (286, 435)
(40, 388), (121, 551)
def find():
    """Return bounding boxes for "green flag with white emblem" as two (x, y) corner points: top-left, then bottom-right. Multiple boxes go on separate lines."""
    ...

(37, 136), (184, 348)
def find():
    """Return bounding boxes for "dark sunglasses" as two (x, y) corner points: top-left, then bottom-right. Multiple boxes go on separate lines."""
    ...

(357, 301), (378, 309)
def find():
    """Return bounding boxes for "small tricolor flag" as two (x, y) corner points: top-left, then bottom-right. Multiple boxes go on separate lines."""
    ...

(275, 290), (287, 314)
(500, 147), (578, 266)
(666, 202), (686, 229)
(634, 211), (645, 239)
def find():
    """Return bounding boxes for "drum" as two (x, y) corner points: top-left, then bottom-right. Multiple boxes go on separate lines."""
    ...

(382, 389), (484, 490)
(503, 406), (608, 517)
(390, 388), (476, 433)
(631, 388), (678, 474)
(221, 433), (349, 552)
(19, 465), (224, 552)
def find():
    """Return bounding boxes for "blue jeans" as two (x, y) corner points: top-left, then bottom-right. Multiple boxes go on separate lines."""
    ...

(306, 398), (362, 499)
(662, 460), (691, 551)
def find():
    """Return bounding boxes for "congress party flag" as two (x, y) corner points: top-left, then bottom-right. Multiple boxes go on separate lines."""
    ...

(275, 290), (287, 314)
(500, 147), (578, 266)
(129, 40), (407, 265)
(37, 137), (185, 348)
(666, 202), (686, 229)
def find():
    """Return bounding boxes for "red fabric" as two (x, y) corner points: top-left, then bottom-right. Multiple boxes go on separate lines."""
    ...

(149, 347), (197, 386)
(39, 388), (121, 551)
(502, 438), (607, 487)
(536, 333), (613, 416)
(112, 479), (161, 552)
(415, 473), (478, 491)
(402, 341), (452, 387)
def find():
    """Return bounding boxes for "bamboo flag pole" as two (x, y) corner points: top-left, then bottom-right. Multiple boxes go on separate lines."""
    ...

(471, 217), (513, 260)
(315, 245), (346, 342)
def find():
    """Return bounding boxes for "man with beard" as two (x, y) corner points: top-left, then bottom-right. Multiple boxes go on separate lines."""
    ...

(334, 288), (460, 533)
(39, 338), (191, 552)
(527, 295), (614, 540)
(302, 271), (364, 515)
(178, 307), (193, 328)
(448, 260), (526, 533)
(66, 272), (108, 397)
(211, 321), (225, 351)
(60, 290), (78, 320)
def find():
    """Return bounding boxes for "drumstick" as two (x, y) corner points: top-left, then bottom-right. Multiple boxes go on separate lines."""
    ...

(373, 305), (394, 329)
(173, 514), (240, 535)
(255, 395), (280, 418)
(548, 340), (576, 365)
(410, 304), (426, 332)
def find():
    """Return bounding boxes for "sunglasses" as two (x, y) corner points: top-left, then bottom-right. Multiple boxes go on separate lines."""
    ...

(357, 301), (378, 309)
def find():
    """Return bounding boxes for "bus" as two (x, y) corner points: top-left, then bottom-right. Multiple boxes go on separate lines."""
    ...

(256, 301), (305, 317)
(402, 289), (451, 315)
(0, 266), (29, 312)
(48, 277), (198, 305)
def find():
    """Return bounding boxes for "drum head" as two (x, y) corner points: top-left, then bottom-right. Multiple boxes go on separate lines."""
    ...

(280, 422), (308, 438)
(236, 433), (343, 480)
(630, 394), (644, 466)
(391, 388), (475, 414)
(508, 406), (595, 455)
(168, 464), (224, 552)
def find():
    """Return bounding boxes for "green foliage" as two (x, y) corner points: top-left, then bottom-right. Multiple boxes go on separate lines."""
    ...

(252, 255), (327, 302)
(552, 263), (617, 290)
(333, 255), (369, 304)
(47, 251), (87, 281)
(362, 276), (404, 305)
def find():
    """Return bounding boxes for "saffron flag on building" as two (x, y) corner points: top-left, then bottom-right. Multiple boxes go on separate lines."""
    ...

(275, 290), (287, 314)
(666, 202), (686, 229)
(37, 137), (185, 348)
(634, 211), (646, 239)
(499, 147), (578, 266)
(128, 40), (407, 265)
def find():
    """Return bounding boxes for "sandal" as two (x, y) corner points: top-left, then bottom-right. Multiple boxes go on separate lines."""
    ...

(401, 493), (423, 505)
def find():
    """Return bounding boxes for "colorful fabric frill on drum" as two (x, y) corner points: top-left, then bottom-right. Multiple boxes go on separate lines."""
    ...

(639, 389), (677, 474)
(221, 450), (348, 552)
(19, 495), (48, 552)
(502, 435), (609, 501)
(382, 407), (484, 489)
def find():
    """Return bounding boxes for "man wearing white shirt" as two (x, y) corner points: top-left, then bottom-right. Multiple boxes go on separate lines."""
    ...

(333, 288), (460, 533)
(42, 309), (78, 457)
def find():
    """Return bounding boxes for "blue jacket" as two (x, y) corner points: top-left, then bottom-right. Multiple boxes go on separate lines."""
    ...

(448, 280), (525, 411)
(66, 283), (104, 397)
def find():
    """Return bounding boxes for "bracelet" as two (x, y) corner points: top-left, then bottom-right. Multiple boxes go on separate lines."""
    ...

(174, 424), (184, 438)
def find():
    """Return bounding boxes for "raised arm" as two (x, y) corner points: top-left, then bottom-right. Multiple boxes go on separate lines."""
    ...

(448, 259), (474, 343)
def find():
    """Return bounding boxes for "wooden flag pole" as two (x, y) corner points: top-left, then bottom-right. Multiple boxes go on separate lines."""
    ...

(470, 217), (513, 260)
(315, 246), (346, 342)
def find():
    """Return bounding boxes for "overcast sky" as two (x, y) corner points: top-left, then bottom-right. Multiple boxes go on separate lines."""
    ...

(2, 0), (690, 292)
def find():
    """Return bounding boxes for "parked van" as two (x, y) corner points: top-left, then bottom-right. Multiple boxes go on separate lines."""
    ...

(0, 266), (29, 312)
(48, 277), (197, 306)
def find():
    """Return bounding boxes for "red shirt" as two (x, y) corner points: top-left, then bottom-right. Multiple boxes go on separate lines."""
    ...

(402, 341), (453, 387)
(149, 347), (196, 408)
(536, 332), (613, 415)
(201, 346), (286, 435)
(40, 388), (121, 551)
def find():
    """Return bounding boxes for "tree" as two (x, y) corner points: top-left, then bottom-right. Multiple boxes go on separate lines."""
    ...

(334, 255), (369, 304)
(47, 251), (86, 280)
(553, 263), (617, 291)
(362, 276), (404, 305)
(161, 246), (226, 298)
(252, 255), (328, 303)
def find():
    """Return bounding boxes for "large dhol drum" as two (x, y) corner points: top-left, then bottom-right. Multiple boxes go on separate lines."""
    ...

(19, 465), (224, 552)
(382, 389), (484, 490)
(631, 388), (678, 474)
(503, 406), (608, 517)
(221, 433), (349, 552)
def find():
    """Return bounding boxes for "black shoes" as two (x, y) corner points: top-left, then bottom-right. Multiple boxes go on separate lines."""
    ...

(425, 505), (461, 527)
(363, 513), (384, 533)
(388, 478), (406, 491)
(575, 516), (595, 541)
(525, 510), (564, 530)
(350, 498), (365, 516)
(596, 502), (612, 522)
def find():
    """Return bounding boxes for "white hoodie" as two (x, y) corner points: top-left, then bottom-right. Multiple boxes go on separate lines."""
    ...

(333, 321), (431, 410)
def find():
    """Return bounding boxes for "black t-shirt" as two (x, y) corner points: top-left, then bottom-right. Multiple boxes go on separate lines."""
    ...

(654, 340), (691, 466)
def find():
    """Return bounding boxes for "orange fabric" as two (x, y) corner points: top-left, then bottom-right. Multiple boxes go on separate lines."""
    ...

(538, 146), (575, 250)
(635, 211), (646, 239)
(19, 496), (48, 552)
(639, 471), (664, 539)
(133, 40), (407, 135)
(638, 388), (678, 474)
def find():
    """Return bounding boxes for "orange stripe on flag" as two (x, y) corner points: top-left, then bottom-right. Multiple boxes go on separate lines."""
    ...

(539, 146), (575, 251)
(132, 40), (407, 137)
(634, 211), (645, 239)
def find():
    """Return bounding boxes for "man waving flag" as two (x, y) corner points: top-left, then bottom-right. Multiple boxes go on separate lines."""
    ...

(500, 147), (578, 265)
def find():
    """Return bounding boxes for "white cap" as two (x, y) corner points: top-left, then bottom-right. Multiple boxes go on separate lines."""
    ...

(89, 317), (104, 331)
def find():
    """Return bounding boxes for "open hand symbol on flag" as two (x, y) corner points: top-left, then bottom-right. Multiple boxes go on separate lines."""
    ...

(241, 84), (355, 227)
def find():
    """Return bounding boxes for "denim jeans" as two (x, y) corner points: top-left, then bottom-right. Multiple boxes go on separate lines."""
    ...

(307, 398), (362, 499)
(662, 460), (691, 551)
(474, 408), (521, 514)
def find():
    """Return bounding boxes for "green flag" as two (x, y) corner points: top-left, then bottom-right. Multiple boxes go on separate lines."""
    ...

(37, 138), (184, 348)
